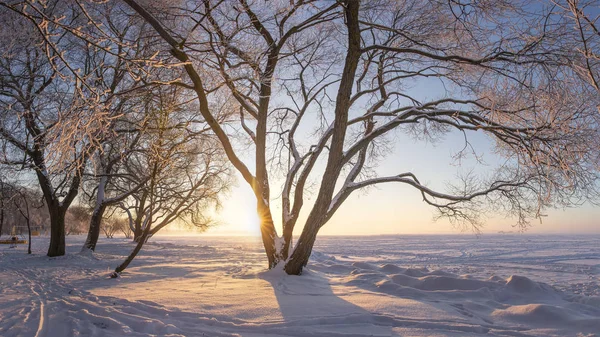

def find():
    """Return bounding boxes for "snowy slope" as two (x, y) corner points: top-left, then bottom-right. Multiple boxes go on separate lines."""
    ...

(0, 234), (599, 336)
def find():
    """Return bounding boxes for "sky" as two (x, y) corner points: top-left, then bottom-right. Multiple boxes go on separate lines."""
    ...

(203, 127), (600, 237)
(172, 2), (600, 237)
(192, 74), (600, 237)
(188, 80), (600, 237)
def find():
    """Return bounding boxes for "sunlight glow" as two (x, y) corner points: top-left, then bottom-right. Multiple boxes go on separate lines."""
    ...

(245, 209), (261, 235)
(208, 187), (262, 236)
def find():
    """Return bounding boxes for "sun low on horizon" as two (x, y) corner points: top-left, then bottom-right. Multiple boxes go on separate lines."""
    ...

(205, 128), (600, 237)
(207, 169), (600, 237)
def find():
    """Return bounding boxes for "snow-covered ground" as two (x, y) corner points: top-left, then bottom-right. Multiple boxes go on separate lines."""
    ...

(1, 234), (599, 336)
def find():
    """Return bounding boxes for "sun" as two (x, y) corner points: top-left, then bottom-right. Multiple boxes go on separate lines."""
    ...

(214, 187), (262, 236)
(243, 209), (261, 235)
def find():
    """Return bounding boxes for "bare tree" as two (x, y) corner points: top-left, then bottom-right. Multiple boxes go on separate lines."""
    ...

(101, 217), (127, 239)
(0, 2), (123, 256)
(0, 176), (45, 254)
(0, 172), (49, 237)
(114, 0), (600, 275)
(119, 0), (343, 269)
(118, 217), (133, 239)
(12, 187), (36, 254)
(110, 85), (230, 244)
(111, 87), (230, 276)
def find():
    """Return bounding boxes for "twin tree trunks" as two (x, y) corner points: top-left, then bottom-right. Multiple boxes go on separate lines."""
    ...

(262, 1), (362, 275)
(115, 0), (363, 275)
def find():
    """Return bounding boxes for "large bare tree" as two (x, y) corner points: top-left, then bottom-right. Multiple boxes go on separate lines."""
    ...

(114, 0), (599, 275)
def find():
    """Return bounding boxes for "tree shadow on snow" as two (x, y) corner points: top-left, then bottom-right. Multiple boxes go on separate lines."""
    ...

(259, 268), (394, 336)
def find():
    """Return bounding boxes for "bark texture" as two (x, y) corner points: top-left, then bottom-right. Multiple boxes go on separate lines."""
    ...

(82, 205), (106, 252)
(47, 207), (66, 257)
(284, 0), (361, 275)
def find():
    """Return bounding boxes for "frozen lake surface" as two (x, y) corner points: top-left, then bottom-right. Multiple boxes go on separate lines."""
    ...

(1, 234), (599, 336)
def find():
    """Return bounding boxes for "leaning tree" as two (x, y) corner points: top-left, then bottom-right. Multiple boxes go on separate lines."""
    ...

(111, 85), (231, 276)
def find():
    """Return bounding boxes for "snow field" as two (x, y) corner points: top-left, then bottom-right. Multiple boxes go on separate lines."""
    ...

(0, 234), (599, 336)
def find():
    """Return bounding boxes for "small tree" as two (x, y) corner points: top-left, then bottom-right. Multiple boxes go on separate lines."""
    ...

(65, 206), (91, 236)
(101, 217), (126, 239)
(112, 86), (230, 276)
(0, 173), (49, 238)
(12, 188), (34, 254)
(0, 176), (45, 254)
(118, 217), (133, 239)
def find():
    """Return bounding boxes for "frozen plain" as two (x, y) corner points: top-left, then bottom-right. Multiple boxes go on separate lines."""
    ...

(0, 234), (599, 337)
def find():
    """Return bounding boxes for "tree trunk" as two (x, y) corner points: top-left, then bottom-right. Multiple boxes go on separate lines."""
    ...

(133, 193), (147, 242)
(258, 202), (280, 268)
(281, 226), (294, 261)
(0, 207), (4, 237)
(284, 0), (361, 275)
(47, 207), (66, 257)
(35, 166), (76, 257)
(284, 222), (318, 275)
(26, 215), (31, 255)
(83, 176), (107, 251)
(261, 219), (278, 268)
(113, 220), (151, 276)
(114, 162), (159, 276)
(81, 205), (106, 252)
(133, 216), (143, 241)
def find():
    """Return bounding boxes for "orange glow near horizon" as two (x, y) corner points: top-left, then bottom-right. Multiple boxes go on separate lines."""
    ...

(201, 130), (600, 237)
(204, 181), (600, 237)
